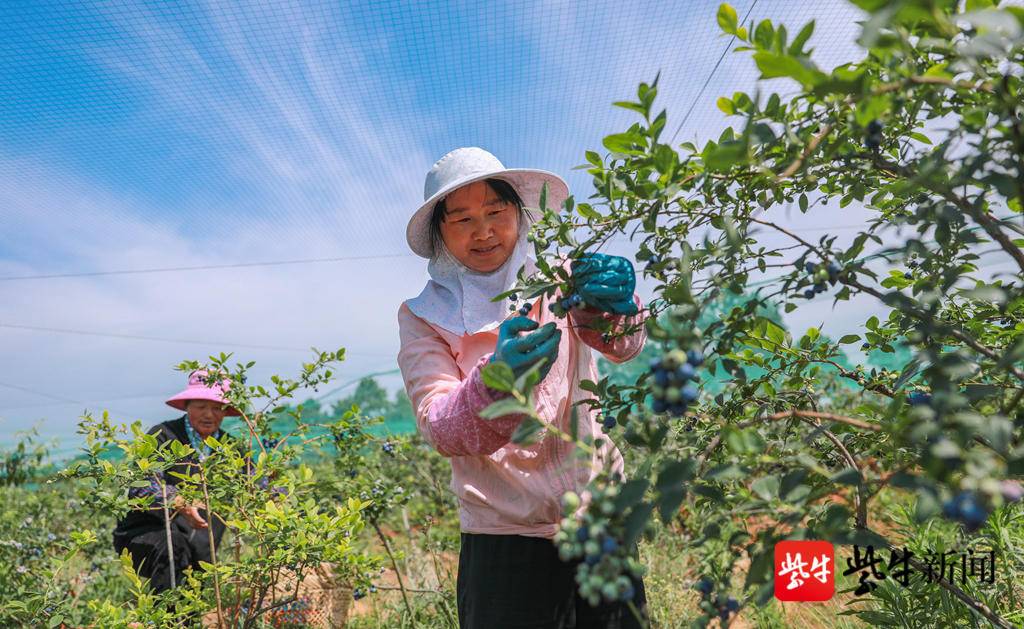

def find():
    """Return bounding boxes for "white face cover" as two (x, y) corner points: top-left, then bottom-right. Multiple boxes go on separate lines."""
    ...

(405, 218), (535, 336)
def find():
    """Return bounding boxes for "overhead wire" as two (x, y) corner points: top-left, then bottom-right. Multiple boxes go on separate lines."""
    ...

(0, 252), (412, 282)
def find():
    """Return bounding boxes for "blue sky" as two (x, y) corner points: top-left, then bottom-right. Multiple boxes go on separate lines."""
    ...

(0, 0), (895, 456)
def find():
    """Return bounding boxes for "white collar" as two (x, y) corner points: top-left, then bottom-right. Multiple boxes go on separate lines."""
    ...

(406, 225), (534, 336)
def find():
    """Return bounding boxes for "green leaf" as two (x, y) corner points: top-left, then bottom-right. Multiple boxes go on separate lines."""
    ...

(614, 479), (650, 512)
(479, 398), (530, 419)
(603, 132), (647, 155)
(657, 488), (686, 523)
(830, 467), (862, 485)
(510, 417), (544, 444)
(717, 3), (738, 34)
(704, 140), (746, 172)
(655, 459), (696, 491)
(716, 96), (735, 115)
(839, 334), (860, 344)
(753, 51), (823, 87)
(623, 503), (654, 547)
(788, 20), (815, 55)
(480, 361), (515, 393)
(893, 357), (925, 390)
(751, 475), (780, 501)
(613, 100), (647, 116)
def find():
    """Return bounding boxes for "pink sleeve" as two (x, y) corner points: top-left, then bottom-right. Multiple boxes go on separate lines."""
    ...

(397, 305), (525, 457)
(568, 294), (647, 364)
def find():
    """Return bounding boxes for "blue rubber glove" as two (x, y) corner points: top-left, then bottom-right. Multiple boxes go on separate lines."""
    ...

(570, 253), (638, 316)
(490, 316), (562, 380)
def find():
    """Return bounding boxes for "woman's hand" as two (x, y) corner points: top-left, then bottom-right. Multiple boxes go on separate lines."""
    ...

(173, 495), (209, 529)
(490, 316), (562, 380)
(571, 253), (638, 315)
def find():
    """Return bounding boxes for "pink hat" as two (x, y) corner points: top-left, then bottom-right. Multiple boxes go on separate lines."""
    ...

(165, 370), (242, 416)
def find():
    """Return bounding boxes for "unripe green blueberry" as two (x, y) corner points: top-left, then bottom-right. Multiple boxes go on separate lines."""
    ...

(601, 501), (616, 515)
(559, 546), (575, 562)
(561, 492), (581, 512)
(602, 583), (619, 600)
(584, 540), (600, 557)
(665, 387), (682, 403)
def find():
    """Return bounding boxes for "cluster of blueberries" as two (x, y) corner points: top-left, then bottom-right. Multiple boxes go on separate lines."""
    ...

(598, 411), (618, 432)
(648, 349), (703, 416)
(695, 578), (739, 623)
(942, 490), (990, 532)
(907, 391), (932, 406)
(260, 437), (279, 450)
(549, 293), (586, 317)
(801, 261), (841, 299)
(381, 440), (395, 455)
(942, 482), (1023, 532)
(553, 486), (647, 607)
(352, 584), (378, 601)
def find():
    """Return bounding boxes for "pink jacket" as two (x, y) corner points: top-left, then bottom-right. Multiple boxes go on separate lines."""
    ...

(397, 294), (646, 538)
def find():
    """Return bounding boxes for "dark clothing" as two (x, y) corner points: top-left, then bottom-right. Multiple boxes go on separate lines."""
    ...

(456, 533), (649, 629)
(112, 416), (227, 593)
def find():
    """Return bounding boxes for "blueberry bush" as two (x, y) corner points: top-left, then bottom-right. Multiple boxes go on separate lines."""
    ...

(488, 1), (1024, 626)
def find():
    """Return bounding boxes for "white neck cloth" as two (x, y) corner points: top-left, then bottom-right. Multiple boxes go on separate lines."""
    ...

(406, 222), (535, 336)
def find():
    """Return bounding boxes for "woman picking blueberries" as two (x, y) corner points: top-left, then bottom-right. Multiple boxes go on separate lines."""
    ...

(397, 147), (649, 628)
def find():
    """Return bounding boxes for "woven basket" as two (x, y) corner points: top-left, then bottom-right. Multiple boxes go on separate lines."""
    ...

(203, 564), (353, 628)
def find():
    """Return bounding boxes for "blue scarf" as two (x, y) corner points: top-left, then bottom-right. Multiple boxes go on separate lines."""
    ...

(183, 416), (216, 460)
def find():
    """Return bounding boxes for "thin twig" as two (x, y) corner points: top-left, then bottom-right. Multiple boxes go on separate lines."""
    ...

(776, 123), (833, 180)
(160, 480), (176, 590)
(198, 463), (225, 629)
(374, 522), (416, 626)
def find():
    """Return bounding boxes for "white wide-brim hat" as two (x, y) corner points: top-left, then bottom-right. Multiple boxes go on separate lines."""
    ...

(406, 147), (569, 258)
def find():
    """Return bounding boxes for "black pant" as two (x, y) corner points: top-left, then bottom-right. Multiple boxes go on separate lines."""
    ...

(457, 533), (648, 629)
(114, 523), (215, 593)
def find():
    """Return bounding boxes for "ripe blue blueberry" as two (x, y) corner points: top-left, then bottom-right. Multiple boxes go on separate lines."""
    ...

(353, 588), (365, 600)
(942, 497), (959, 518)
(382, 441), (395, 454)
(519, 304), (531, 317)
(696, 578), (713, 595)
(814, 283), (827, 293)
(620, 585), (636, 602)
(669, 401), (687, 416)
(804, 262), (816, 274)
(577, 526), (590, 542)
(686, 349), (704, 366)
(571, 294), (583, 307)
(861, 343), (870, 351)
(602, 415), (617, 431)
(907, 392), (931, 406)
(681, 384), (699, 404)
(602, 537), (619, 554)
(654, 369), (670, 387)
(804, 289), (816, 299)
(677, 363), (696, 381)
(586, 553), (600, 566)
(904, 271), (913, 280)
(652, 398), (668, 413)
(827, 262), (840, 275)
(726, 597), (739, 611)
